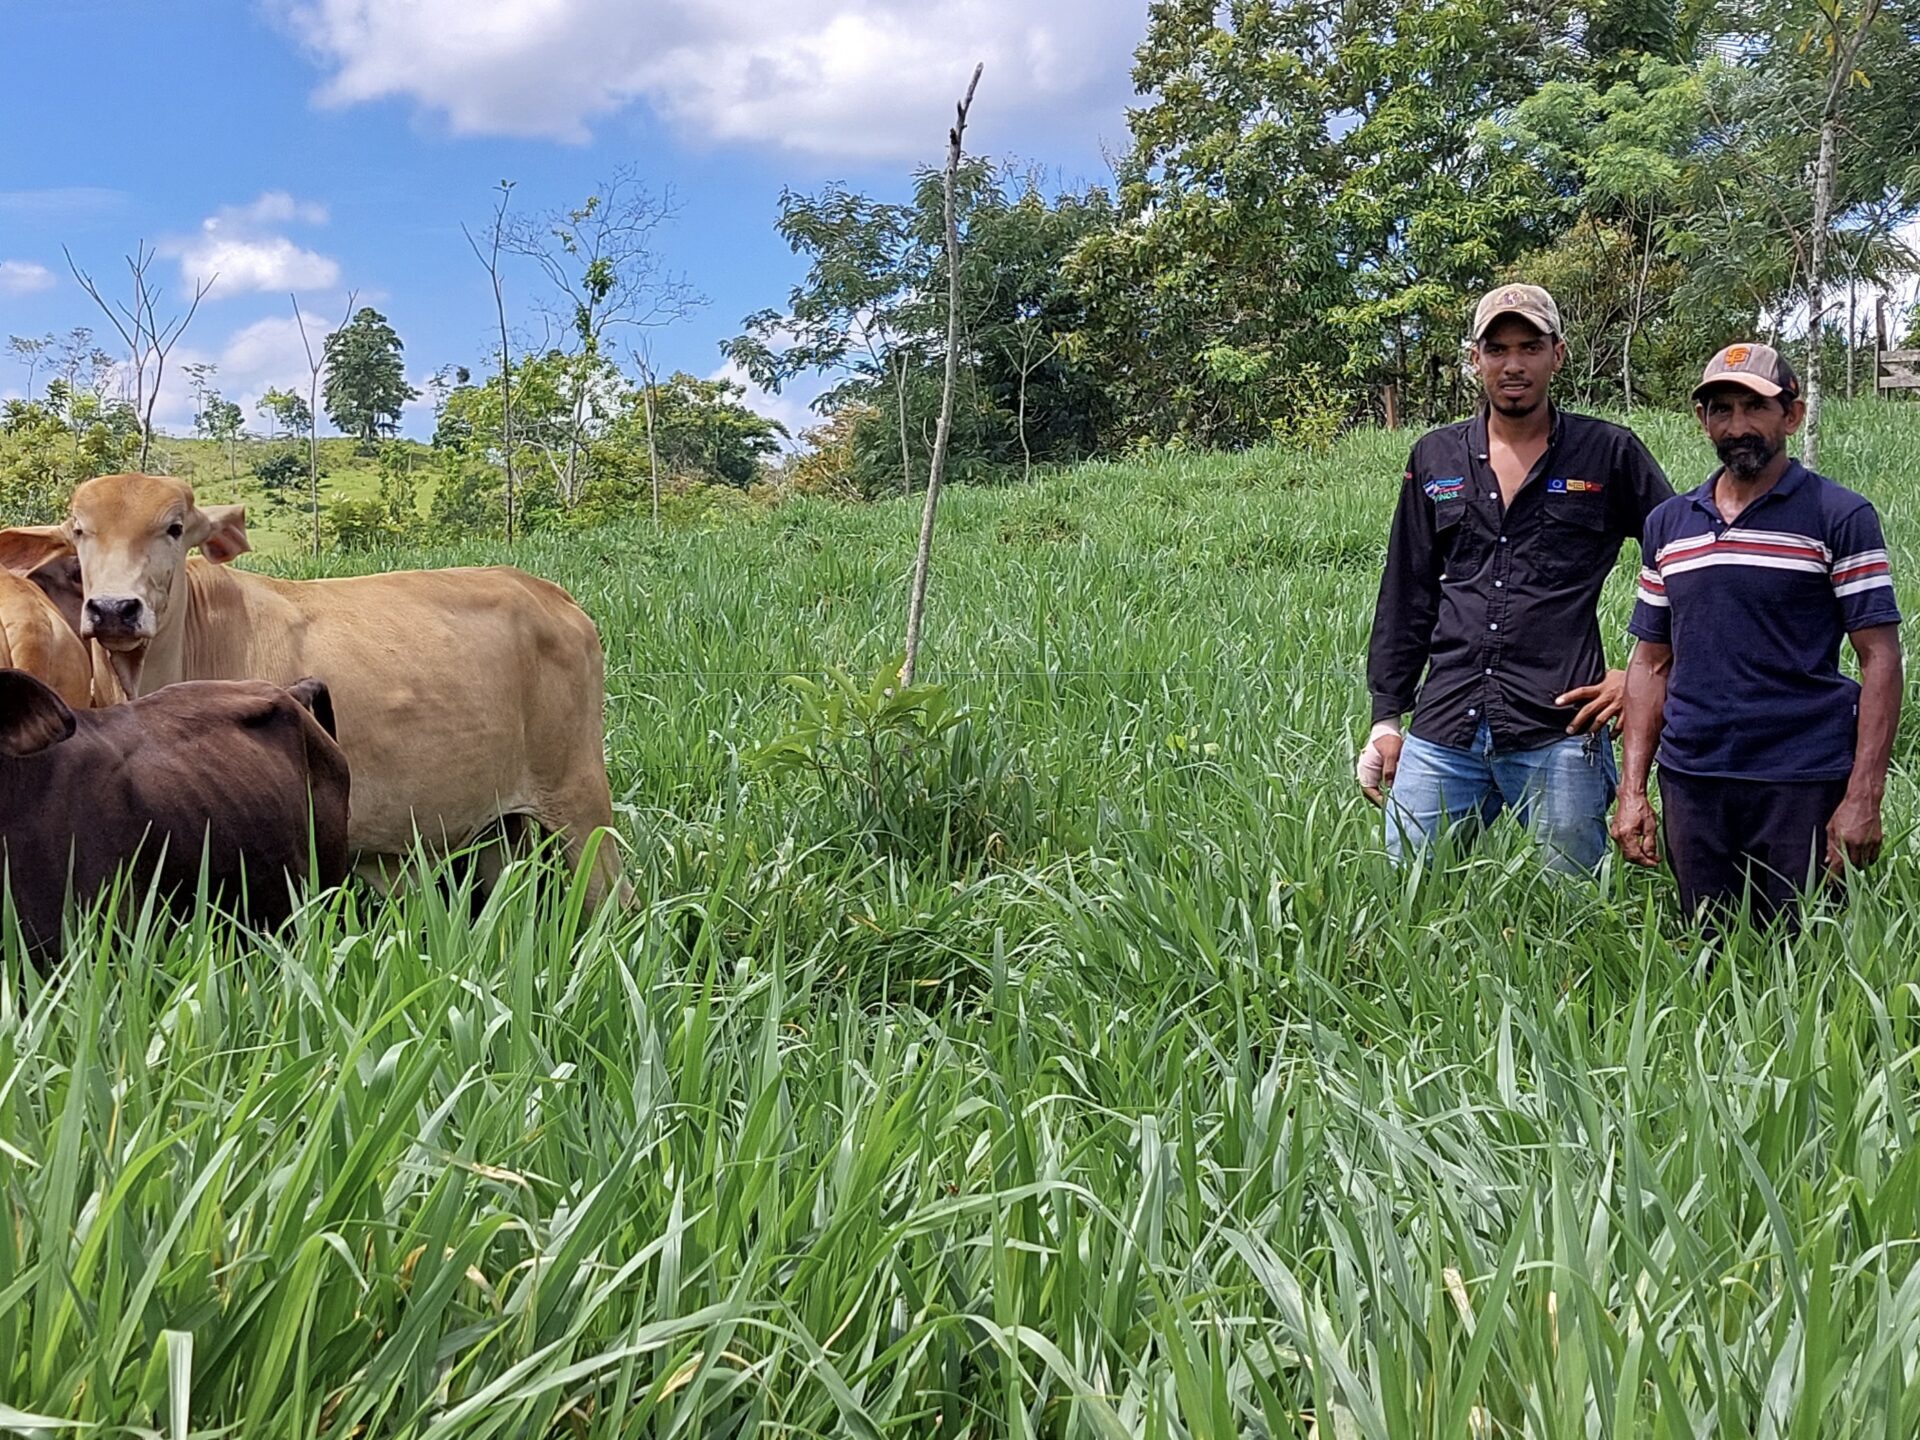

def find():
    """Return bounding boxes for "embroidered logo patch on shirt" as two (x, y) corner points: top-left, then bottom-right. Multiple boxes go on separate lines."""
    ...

(1548, 477), (1603, 495)
(1424, 475), (1465, 502)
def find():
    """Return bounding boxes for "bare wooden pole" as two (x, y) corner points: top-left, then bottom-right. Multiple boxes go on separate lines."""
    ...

(464, 180), (517, 541)
(634, 340), (664, 526)
(293, 289), (357, 557)
(1803, 0), (1882, 467)
(900, 63), (983, 689)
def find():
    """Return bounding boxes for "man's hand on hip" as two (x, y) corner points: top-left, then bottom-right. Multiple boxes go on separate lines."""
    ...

(1356, 721), (1404, 807)
(1557, 668), (1627, 735)
(1610, 790), (1662, 867)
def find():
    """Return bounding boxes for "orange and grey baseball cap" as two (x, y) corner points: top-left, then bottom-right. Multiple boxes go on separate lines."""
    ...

(1471, 283), (1561, 341)
(1693, 342), (1801, 402)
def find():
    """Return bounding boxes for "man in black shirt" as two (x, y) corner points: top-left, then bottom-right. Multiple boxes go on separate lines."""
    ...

(1358, 284), (1673, 871)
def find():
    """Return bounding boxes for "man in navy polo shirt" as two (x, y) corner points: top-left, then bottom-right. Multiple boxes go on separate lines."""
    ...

(1612, 342), (1904, 923)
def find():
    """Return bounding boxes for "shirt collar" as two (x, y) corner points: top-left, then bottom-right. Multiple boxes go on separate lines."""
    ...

(1468, 403), (1564, 461)
(1689, 458), (1809, 514)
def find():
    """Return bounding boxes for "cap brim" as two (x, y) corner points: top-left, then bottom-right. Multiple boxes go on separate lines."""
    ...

(1473, 308), (1552, 340)
(1693, 373), (1783, 402)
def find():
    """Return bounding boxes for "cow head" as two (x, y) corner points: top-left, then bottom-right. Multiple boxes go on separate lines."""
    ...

(0, 475), (249, 698)
(0, 669), (78, 758)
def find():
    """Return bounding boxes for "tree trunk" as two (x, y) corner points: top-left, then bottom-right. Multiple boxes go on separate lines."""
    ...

(895, 351), (913, 496)
(1017, 358), (1032, 484)
(1804, 0), (1881, 469)
(309, 378), (321, 557)
(1846, 279), (1857, 399)
(900, 63), (983, 690)
(1806, 114), (1838, 468)
(643, 368), (662, 526)
(493, 232), (515, 542)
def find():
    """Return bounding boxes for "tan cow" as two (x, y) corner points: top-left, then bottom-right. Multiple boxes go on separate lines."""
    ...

(0, 473), (630, 906)
(0, 558), (92, 710)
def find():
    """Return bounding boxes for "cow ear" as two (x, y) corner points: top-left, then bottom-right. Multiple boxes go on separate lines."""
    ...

(0, 525), (74, 577)
(25, 554), (85, 638)
(190, 504), (251, 565)
(0, 669), (77, 758)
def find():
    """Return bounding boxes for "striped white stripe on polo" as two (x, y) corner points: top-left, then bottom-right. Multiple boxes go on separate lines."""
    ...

(1635, 566), (1668, 608)
(1661, 548), (1828, 580)
(1831, 547), (1894, 598)
(1653, 527), (1832, 571)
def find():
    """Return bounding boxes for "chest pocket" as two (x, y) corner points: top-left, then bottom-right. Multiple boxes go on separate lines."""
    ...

(1434, 500), (1486, 582)
(1539, 493), (1614, 585)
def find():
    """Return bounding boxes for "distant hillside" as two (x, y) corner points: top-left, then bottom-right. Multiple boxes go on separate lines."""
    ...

(138, 434), (439, 554)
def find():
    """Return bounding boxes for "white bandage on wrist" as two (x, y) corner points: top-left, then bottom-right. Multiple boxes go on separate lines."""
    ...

(1355, 719), (1403, 788)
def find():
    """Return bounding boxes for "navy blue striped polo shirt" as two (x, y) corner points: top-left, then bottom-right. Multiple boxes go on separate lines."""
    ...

(1628, 460), (1901, 781)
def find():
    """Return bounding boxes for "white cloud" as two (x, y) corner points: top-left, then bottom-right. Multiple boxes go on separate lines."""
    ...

(0, 259), (56, 296)
(234, 191), (331, 227)
(164, 192), (341, 294)
(0, 187), (128, 220)
(144, 315), (324, 436)
(710, 357), (824, 450)
(277, 0), (1143, 161)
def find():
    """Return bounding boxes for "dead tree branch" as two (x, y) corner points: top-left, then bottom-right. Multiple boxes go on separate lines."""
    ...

(900, 62), (984, 689)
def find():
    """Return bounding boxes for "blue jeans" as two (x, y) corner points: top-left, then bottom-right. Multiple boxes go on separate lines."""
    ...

(1385, 721), (1617, 873)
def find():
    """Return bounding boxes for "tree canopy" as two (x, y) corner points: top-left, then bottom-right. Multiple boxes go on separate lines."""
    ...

(323, 307), (417, 447)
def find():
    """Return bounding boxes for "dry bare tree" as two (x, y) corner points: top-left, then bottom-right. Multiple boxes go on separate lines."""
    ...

(506, 169), (703, 509)
(464, 180), (519, 541)
(900, 62), (984, 689)
(631, 338), (665, 527)
(65, 242), (214, 470)
(292, 289), (358, 557)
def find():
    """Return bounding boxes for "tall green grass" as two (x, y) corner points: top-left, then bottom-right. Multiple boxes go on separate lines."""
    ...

(4, 400), (1920, 1435)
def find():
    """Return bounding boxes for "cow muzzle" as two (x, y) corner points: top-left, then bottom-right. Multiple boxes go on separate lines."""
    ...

(81, 595), (153, 647)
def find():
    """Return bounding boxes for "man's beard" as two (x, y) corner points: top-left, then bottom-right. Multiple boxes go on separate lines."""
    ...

(1716, 434), (1777, 478)
(1490, 391), (1544, 418)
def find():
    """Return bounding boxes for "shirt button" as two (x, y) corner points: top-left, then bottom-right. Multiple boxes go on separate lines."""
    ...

(1499, 536), (1508, 545)
(1484, 667), (1493, 675)
(1489, 491), (1498, 500)
(1468, 709), (1478, 718)
(1489, 623), (1499, 631)
(1494, 580), (1504, 588)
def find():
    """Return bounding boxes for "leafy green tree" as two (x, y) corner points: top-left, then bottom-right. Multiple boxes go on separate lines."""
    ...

(322, 307), (417, 448)
(197, 394), (246, 482)
(1496, 57), (1734, 406)
(612, 372), (787, 488)
(8, 333), (55, 403)
(505, 170), (703, 507)
(726, 161), (1112, 492)
(256, 387), (311, 441)
(328, 441), (426, 550)
(0, 388), (140, 521)
(1078, 0), (1583, 444)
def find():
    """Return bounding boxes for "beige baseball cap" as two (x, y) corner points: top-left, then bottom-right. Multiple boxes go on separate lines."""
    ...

(1692, 341), (1801, 402)
(1471, 283), (1561, 341)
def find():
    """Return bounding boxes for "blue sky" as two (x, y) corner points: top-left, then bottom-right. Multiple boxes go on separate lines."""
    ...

(0, 0), (1145, 443)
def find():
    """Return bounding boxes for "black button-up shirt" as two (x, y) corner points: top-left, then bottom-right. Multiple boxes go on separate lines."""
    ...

(1367, 408), (1673, 751)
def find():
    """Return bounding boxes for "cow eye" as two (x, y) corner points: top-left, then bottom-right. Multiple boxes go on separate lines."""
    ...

(166, 522), (184, 539)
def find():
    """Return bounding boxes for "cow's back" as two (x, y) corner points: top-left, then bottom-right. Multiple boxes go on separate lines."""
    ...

(181, 562), (610, 862)
(0, 681), (351, 957)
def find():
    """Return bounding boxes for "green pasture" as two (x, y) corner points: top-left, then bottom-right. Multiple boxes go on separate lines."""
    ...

(4, 400), (1920, 1436)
